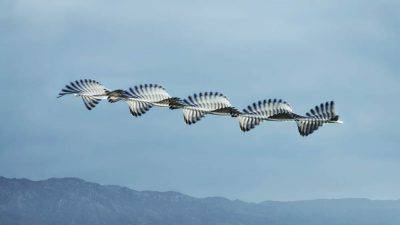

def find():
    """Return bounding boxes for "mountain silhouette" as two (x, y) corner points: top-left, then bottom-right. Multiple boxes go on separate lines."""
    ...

(1, 176), (399, 225)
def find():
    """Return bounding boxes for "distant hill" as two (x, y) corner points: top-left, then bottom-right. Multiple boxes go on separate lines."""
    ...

(1, 176), (399, 225)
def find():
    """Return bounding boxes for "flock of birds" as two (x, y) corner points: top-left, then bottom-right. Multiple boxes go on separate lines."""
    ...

(58, 79), (343, 136)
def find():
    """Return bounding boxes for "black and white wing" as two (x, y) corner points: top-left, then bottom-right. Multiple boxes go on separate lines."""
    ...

(182, 92), (237, 125)
(239, 99), (295, 132)
(126, 101), (153, 117)
(296, 101), (340, 136)
(58, 79), (109, 110)
(124, 84), (180, 117)
(182, 108), (207, 125)
(125, 84), (171, 104)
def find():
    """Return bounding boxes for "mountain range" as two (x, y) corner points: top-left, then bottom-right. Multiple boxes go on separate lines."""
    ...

(1, 176), (399, 225)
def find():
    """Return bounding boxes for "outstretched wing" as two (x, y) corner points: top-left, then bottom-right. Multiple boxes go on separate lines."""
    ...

(296, 101), (338, 136)
(126, 100), (153, 117)
(182, 108), (206, 125)
(242, 99), (294, 118)
(183, 92), (233, 111)
(125, 84), (171, 104)
(238, 117), (263, 132)
(239, 99), (294, 132)
(296, 119), (324, 136)
(58, 79), (109, 110)
(81, 96), (102, 110)
(305, 101), (336, 121)
(182, 92), (234, 124)
(123, 84), (177, 118)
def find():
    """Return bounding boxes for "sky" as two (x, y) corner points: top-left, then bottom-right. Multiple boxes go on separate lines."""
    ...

(1, 0), (399, 202)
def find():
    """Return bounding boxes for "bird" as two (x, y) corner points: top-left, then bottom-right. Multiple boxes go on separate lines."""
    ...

(58, 80), (182, 116)
(179, 92), (240, 125)
(58, 79), (342, 137)
(238, 98), (296, 132)
(120, 84), (183, 117)
(294, 101), (343, 136)
(238, 99), (342, 136)
(57, 79), (112, 110)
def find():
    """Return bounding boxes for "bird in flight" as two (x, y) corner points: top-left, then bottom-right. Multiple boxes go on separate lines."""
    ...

(179, 92), (240, 125)
(57, 79), (111, 110)
(293, 101), (343, 136)
(58, 79), (342, 136)
(58, 79), (182, 116)
(121, 84), (183, 117)
(238, 99), (342, 136)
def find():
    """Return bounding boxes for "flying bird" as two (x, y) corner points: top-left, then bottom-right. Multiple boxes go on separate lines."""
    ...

(58, 79), (342, 137)
(238, 99), (296, 132)
(238, 99), (342, 136)
(294, 101), (343, 136)
(121, 84), (183, 117)
(58, 80), (182, 116)
(57, 79), (112, 110)
(179, 92), (240, 125)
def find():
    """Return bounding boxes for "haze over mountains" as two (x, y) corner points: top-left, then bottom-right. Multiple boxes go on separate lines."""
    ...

(1, 176), (399, 225)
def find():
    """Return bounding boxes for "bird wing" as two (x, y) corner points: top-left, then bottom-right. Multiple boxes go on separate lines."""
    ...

(242, 99), (294, 118)
(238, 116), (263, 132)
(182, 108), (207, 125)
(181, 92), (233, 125)
(238, 99), (294, 132)
(296, 119), (324, 136)
(183, 92), (233, 112)
(125, 84), (171, 104)
(126, 100), (153, 117)
(305, 101), (336, 120)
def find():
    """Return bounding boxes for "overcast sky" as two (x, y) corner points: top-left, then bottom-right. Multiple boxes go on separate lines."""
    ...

(1, 0), (399, 202)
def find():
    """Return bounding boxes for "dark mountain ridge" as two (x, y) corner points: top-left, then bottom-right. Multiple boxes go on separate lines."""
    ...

(1, 176), (399, 225)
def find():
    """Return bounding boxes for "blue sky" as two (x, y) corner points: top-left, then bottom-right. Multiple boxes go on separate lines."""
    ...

(1, 0), (399, 202)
